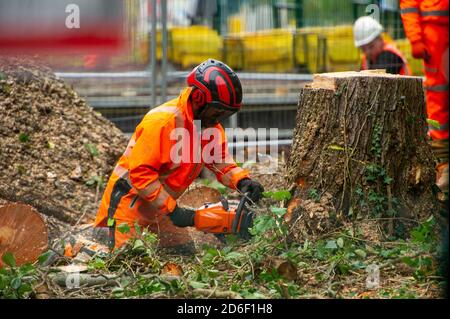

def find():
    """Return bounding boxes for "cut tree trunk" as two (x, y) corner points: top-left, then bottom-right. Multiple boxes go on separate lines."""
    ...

(285, 71), (438, 238)
(0, 204), (48, 267)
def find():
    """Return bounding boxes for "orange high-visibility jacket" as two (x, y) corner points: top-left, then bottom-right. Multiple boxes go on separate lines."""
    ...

(400, 0), (449, 140)
(361, 42), (412, 75)
(95, 87), (250, 228)
(400, 0), (449, 44)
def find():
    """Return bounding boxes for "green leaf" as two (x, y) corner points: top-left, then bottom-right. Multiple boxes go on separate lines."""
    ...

(19, 133), (30, 143)
(134, 221), (142, 235)
(354, 249), (367, 259)
(132, 239), (144, 250)
(337, 238), (344, 248)
(85, 175), (103, 187)
(189, 281), (209, 289)
(328, 144), (345, 151)
(38, 250), (53, 265)
(426, 119), (441, 129)
(117, 223), (130, 234)
(19, 263), (35, 276)
(84, 143), (99, 157)
(325, 240), (338, 250)
(0, 275), (7, 290)
(383, 176), (393, 185)
(18, 283), (32, 296)
(262, 191), (273, 198)
(2, 252), (16, 268)
(143, 233), (158, 245)
(47, 141), (55, 149)
(107, 218), (115, 227)
(272, 190), (292, 201)
(270, 207), (287, 217)
(89, 257), (106, 270)
(0, 71), (5, 80)
(10, 277), (21, 290)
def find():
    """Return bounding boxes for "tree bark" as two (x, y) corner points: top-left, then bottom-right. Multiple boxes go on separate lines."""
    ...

(285, 71), (438, 237)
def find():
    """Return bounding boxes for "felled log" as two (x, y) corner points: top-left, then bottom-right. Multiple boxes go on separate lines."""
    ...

(286, 71), (438, 236)
(0, 204), (48, 266)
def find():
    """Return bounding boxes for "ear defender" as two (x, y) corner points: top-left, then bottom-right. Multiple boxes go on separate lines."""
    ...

(192, 88), (206, 108)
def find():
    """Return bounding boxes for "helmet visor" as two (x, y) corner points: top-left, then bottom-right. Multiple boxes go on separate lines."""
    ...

(198, 103), (238, 127)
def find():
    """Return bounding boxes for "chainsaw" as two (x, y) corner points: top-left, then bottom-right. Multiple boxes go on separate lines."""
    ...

(193, 194), (254, 240)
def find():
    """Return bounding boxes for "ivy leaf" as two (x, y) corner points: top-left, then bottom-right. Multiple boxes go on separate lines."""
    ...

(383, 176), (393, 185)
(2, 252), (16, 268)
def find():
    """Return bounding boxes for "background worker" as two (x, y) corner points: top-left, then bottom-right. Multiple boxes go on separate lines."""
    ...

(354, 16), (411, 75)
(400, 0), (449, 192)
(94, 59), (264, 250)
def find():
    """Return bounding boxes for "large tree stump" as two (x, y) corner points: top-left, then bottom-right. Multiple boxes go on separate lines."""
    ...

(286, 71), (438, 237)
(0, 204), (48, 267)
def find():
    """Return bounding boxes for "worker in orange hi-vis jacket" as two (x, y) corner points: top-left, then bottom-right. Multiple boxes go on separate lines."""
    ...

(354, 16), (411, 75)
(94, 59), (264, 251)
(400, 0), (449, 192)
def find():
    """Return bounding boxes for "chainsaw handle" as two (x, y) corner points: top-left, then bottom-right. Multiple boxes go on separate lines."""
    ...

(231, 193), (249, 234)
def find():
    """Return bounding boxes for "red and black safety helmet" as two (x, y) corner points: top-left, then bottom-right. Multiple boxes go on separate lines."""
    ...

(187, 59), (243, 118)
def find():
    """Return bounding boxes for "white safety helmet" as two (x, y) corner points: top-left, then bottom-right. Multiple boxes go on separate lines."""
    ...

(353, 16), (383, 48)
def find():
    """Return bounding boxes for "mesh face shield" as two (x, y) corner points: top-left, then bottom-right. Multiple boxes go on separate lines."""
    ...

(197, 102), (238, 127)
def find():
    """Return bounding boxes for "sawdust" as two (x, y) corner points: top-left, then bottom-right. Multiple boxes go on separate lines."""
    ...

(0, 57), (128, 238)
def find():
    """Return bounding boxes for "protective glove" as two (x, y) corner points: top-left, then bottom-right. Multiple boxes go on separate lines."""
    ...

(237, 178), (265, 203)
(169, 206), (195, 227)
(411, 41), (431, 62)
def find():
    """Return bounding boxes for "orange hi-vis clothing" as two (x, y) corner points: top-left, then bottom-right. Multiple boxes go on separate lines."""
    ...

(94, 87), (250, 248)
(400, 0), (449, 140)
(361, 42), (412, 75)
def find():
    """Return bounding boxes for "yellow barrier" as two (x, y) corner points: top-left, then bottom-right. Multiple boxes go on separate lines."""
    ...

(225, 29), (294, 73)
(294, 25), (361, 73)
(168, 26), (223, 69)
(158, 24), (422, 75)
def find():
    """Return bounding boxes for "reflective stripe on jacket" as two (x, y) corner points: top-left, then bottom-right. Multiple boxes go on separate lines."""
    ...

(400, 0), (449, 43)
